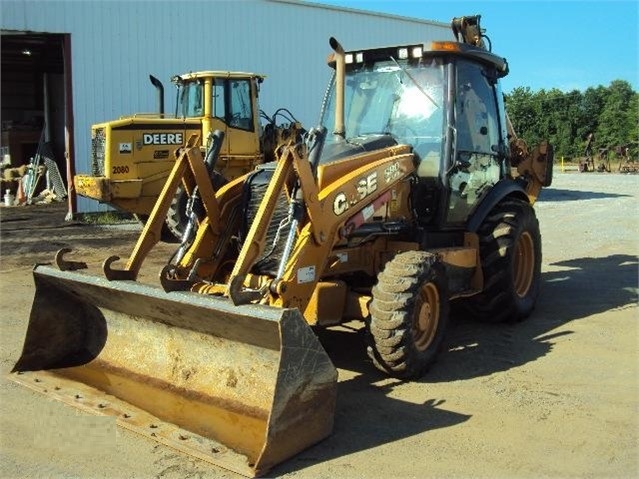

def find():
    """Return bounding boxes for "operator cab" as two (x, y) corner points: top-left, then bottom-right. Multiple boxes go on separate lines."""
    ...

(170, 71), (265, 159)
(172, 71), (263, 132)
(319, 41), (510, 226)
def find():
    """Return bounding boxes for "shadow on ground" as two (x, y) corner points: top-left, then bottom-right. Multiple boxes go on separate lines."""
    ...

(273, 324), (471, 477)
(275, 253), (638, 476)
(537, 187), (632, 202)
(433, 253), (637, 383)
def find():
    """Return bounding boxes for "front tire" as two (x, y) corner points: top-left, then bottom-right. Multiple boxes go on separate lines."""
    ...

(367, 251), (450, 379)
(464, 198), (541, 323)
(165, 172), (227, 242)
(165, 186), (189, 242)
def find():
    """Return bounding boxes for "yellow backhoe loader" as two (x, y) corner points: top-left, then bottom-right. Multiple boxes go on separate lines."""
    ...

(11, 15), (553, 477)
(75, 70), (304, 239)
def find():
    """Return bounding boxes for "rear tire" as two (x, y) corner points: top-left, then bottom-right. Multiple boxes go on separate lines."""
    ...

(464, 198), (541, 323)
(367, 251), (450, 379)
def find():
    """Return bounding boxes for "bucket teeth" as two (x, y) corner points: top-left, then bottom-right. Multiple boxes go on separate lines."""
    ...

(54, 247), (87, 271)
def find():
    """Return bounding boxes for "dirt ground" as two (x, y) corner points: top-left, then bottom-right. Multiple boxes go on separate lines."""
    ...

(0, 172), (637, 479)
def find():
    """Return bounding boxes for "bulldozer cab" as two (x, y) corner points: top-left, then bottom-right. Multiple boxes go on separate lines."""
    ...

(172, 71), (264, 159)
(319, 41), (522, 228)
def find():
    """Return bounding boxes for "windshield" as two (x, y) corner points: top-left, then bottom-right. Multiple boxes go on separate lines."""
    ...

(177, 81), (204, 118)
(321, 57), (445, 161)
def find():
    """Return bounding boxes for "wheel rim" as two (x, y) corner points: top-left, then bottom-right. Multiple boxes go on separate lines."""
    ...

(413, 282), (440, 351)
(513, 231), (535, 298)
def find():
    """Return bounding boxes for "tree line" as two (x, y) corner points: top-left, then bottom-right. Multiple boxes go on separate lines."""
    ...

(504, 80), (638, 161)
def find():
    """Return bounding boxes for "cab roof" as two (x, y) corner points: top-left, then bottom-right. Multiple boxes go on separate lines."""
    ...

(171, 71), (266, 83)
(337, 40), (509, 77)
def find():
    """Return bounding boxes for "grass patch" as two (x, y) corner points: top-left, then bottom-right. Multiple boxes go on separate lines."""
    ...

(76, 211), (137, 225)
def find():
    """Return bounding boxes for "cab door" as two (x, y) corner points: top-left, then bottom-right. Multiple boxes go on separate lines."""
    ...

(218, 78), (260, 155)
(445, 60), (504, 224)
(213, 77), (262, 178)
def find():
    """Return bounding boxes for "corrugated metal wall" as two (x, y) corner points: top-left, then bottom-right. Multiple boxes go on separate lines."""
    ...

(1, 0), (452, 212)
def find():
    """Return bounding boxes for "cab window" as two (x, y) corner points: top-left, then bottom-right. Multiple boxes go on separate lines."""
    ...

(228, 79), (253, 131)
(446, 61), (501, 223)
(455, 62), (499, 154)
(180, 81), (204, 118)
(213, 79), (226, 120)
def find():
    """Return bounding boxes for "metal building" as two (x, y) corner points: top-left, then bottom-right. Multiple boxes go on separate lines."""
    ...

(1, 0), (451, 214)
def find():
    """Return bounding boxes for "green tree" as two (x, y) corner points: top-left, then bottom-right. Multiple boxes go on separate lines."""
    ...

(505, 80), (638, 160)
(575, 86), (606, 150)
(505, 87), (544, 147)
(595, 80), (638, 153)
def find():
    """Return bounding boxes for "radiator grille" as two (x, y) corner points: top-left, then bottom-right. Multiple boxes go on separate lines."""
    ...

(243, 167), (290, 276)
(91, 128), (106, 176)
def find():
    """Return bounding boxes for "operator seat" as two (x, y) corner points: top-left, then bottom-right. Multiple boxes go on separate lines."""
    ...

(416, 149), (440, 177)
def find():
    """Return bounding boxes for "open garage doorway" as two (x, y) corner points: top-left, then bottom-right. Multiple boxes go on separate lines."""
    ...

(1, 31), (75, 214)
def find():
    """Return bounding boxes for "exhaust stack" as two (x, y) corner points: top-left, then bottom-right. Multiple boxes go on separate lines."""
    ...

(149, 75), (165, 116)
(329, 37), (345, 138)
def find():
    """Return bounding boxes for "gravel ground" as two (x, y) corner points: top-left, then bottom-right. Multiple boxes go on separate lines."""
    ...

(0, 171), (637, 479)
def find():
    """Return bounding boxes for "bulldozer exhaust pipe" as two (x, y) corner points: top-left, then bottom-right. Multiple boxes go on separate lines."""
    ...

(10, 265), (337, 477)
(149, 74), (165, 116)
(329, 37), (345, 138)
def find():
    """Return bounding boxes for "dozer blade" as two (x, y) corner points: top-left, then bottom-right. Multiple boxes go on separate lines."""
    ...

(9, 265), (337, 477)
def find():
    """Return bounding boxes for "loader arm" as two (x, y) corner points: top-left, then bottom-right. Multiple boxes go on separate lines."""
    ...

(164, 176), (246, 289)
(99, 139), (223, 281)
(274, 146), (415, 316)
(218, 142), (416, 321)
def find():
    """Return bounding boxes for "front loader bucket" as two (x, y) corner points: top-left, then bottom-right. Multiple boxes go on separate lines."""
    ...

(10, 265), (337, 477)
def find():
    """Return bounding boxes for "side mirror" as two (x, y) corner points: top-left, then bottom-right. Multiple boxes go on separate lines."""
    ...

(535, 141), (554, 187)
(516, 140), (553, 188)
